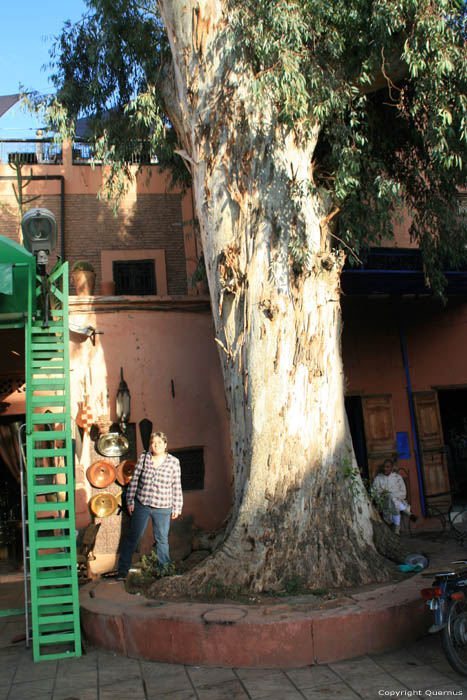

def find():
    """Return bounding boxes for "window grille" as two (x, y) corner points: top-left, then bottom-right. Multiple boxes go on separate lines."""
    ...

(171, 447), (205, 491)
(113, 259), (156, 295)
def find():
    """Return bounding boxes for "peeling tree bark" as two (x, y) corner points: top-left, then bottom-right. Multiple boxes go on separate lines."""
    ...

(154, 0), (398, 594)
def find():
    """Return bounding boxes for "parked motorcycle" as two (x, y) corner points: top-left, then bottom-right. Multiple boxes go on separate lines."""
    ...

(421, 561), (467, 675)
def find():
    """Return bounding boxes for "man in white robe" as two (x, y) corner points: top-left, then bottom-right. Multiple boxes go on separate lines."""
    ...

(372, 458), (411, 535)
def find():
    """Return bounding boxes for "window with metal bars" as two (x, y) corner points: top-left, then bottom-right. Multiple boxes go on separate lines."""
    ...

(171, 447), (205, 491)
(113, 259), (156, 295)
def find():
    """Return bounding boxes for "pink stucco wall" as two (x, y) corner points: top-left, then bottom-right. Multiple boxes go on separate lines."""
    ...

(69, 297), (232, 533)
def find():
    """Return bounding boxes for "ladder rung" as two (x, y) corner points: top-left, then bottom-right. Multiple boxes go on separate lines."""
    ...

(31, 359), (65, 367)
(31, 414), (66, 424)
(34, 518), (71, 528)
(33, 501), (70, 512)
(31, 327), (64, 334)
(33, 469), (68, 478)
(38, 632), (76, 644)
(31, 342), (65, 351)
(29, 484), (70, 498)
(30, 352), (64, 360)
(36, 573), (74, 585)
(34, 536), (71, 548)
(38, 613), (75, 625)
(35, 650), (80, 661)
(31, 449), (68, 458)
(38, 600), (74, 611)
(30, 379), (65, 388)
(36, 554), (74, 567)
(31, 397), (66, 406)
(38, 588), (75, 601)
(32, 430), (67, 441)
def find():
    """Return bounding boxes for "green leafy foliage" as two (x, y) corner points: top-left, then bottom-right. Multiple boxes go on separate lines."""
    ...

(126, 551), (176, 592)
(36, 0), (467, 291)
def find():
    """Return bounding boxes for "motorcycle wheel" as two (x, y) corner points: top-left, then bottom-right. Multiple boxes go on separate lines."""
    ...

(442, 599), (467, 675)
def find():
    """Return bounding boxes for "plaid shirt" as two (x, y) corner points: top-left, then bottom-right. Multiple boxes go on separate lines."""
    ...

(126, 451), (183, 516)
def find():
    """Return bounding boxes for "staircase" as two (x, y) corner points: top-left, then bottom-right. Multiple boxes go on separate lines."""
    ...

(24, 261), (81, 661)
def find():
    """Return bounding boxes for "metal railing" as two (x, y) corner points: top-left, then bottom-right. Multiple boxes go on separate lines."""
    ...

(0, 138), (159, 166)
(0, 139), (62, 165)
(71, 140), (158, 165)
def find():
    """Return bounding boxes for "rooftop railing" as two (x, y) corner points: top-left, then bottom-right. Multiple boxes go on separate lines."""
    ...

(0, 138), (158, 166)
(0, 139), (62, 165)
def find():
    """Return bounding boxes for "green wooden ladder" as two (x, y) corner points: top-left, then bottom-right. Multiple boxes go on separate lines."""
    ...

(25, 261), (81, 661)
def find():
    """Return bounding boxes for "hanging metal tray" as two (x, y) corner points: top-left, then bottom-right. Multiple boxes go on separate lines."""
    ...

(96, 432), (129, 457)
(86, 460), (116, 488)
(90, 492), (118, 518)
(116, 459), (136, 485)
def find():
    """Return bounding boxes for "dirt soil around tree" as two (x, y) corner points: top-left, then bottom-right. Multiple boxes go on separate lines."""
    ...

(122, 529), (467, 608)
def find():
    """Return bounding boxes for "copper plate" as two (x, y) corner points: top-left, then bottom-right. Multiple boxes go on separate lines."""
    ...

(96, 432), (129, 457)
(86, 460), (116, 488)
(90, 493), (118, 518)
(116, 459), (136, 485)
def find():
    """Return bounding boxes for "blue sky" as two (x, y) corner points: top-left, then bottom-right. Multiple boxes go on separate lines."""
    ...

(0, 0), (88, 137)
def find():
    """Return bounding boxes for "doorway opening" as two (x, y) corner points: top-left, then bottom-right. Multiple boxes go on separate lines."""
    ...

(345, 396), (369, 480)
(438, 388), (467, 501)
(0, 415), (24, 571)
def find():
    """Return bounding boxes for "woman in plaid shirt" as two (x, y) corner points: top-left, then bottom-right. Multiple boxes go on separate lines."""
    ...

(117, 431), (183, 580)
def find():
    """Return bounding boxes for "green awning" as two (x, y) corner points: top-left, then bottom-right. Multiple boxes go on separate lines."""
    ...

(0, 264), (13, 295)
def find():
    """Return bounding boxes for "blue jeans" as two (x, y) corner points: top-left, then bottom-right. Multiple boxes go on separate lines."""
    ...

(118, 500), (172, 577)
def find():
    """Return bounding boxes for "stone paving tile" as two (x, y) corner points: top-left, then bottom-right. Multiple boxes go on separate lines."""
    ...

(0, 619), (25, 648)
(97, 650), (142, 685)
(53, 689), (98, 700)
(13, 654), (58, 681)
(234, 668), (303, 699)
(329, 655), (387, 682)
(56, 650), (98, 675)
(386, 663), (455, 691)
(345, 671), (408, 699)
(99, 677), (146, 700)
(285, 665), (343, 689)
(7, 677), (55, 700)
(431, 659), (467, 682)
(196, 678), (250, 699)
(186, 665), (237, 687)
(370, 648), (425, 671)
(147, 691), (197, 700)
(300, 682), (361, 700)
(54, 669), (98, 693)
(140, 660), (194, 694)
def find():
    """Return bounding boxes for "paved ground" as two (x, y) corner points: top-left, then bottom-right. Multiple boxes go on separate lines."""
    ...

(2, 571), (467, 699)
(1, 625), (467, 699)
(2, 530), (467, 699)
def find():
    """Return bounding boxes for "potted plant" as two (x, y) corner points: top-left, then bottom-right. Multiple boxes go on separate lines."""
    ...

(72, 261), (96, 297)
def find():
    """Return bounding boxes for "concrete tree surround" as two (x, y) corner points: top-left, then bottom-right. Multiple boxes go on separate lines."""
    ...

(80, 574), (430, 668)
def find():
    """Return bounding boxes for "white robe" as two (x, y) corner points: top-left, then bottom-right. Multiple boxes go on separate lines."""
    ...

(372, 471), (411, 524)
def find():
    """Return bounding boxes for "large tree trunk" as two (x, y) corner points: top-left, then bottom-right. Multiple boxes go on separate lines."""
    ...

(155, 0), (397, 593)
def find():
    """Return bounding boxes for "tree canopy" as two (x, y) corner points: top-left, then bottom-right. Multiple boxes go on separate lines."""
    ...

(35, 0), (467, 292)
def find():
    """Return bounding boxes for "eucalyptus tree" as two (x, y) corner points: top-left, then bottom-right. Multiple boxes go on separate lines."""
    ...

(42, 0), (467, 592)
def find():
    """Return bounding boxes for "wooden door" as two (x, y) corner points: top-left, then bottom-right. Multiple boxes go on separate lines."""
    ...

(362, 395), (398, 481)
(412, 391), (450, 505)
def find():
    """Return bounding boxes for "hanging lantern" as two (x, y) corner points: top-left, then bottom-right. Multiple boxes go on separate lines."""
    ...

(116, 367), (131, 433)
